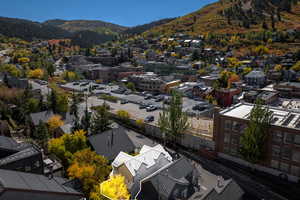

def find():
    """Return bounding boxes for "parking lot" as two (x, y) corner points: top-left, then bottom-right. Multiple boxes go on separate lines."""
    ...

(80, 96), (213, 139)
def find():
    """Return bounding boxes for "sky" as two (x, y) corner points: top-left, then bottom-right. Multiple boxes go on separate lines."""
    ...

(0, 0), (217, 27)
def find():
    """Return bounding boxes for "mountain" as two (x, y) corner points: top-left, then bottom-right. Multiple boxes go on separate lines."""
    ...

(0, 17), (71, 41)
(123, 18), (176, 35)
(145, 0), (300, 36)
(0, 17), (119, 47)
(43, 19), (127, 35)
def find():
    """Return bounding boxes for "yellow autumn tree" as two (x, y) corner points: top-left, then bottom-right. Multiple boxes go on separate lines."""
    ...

(117, 110), (130, 120)
(274, 64), (282, 72)
(47, 115), (64, 132)
(68, 148), (111, 196)
(291, 61), (300, 72)
(17, 57), (30, 63)
(48, 129), (88, 166)
(90, 175), (130, 200)
(28, 68), (44, 79)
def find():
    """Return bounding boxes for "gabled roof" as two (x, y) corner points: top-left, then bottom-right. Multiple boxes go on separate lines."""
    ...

(0, 169), (83, 200)
(0, 145), (40, 166)
(88, 126), (135, 160)
(112, 144), (173, 176)
(30, 111), (54, 126)
(138, 158), (195, 200)
(0, 136), (32, 153)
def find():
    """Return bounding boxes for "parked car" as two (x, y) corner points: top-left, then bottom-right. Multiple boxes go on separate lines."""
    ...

(144, 115), (154, 123)
(146, 105), (157, 112)
(155, 96), (164, 102)
(144, 94), (152, 100)
(120, 99), (129, 104)
(139, 103), (147, 109)
(73, 82), (80, 85)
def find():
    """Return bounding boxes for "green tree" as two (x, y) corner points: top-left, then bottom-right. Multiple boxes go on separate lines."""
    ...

(240, 101), (272, 164)
(81, 104), (91, 132)
(57, 93), (69, 114)
(49, 90), (57, 113)
(46, 63), (55, 77)
(91, 104), (111, 134)
(34, 120), (50, 148)
(126, 82), (135, 91)
(158, 91), (190, 146)
(191, 49), (200, 61)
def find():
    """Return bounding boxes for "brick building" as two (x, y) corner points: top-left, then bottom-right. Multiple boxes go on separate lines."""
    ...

(214, 103), (300, 182)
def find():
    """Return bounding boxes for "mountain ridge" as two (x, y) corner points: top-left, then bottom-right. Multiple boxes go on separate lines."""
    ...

(144, 0), (300, 36)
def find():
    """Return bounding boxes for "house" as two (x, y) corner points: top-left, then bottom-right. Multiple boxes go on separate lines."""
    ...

(257, 91), (279, 105)
(244, 70), (266, 88)
(110, 144), (173, 198)
(88, 126), (136, 161)
(30, 111), (75, 137)
(214, 88), (241, 107)
(30, 111), (55, 127)
(5, 75), (29, 89)
(106, 145), (244, 200)
(0, 169), (84, 200)
(274, 82), (300, 98)
(0, 136), (43, 174)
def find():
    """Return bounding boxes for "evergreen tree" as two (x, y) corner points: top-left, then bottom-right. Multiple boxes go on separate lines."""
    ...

(50, 90), (57, 113)
(34, 120), (50, 148)
(46, 63), (55, 77)
(191, 49), (200, 61)
(70, 92), (82, 132)
(158, 91), (190, 146)
(240, 101), (272, 164)
(81, 100), (91, 133)
(90, 103), (111, 134)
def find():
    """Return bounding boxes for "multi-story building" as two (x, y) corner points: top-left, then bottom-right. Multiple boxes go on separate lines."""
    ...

(128, 72), (165, 92)
(214, 103), (300, 182)
(274, 82), (300, 98)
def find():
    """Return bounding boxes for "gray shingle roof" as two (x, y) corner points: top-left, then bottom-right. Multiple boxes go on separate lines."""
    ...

(0, 136), (32, 152)
(0, 145), (40, 166)
(88, 126), (135, 160)
(0, 169), (83, 200)
(30, 111), (54, 126)
(138, 158), (195, 200)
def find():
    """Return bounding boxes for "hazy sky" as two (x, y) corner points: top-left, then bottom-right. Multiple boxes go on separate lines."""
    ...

(0, 0), (217, 27)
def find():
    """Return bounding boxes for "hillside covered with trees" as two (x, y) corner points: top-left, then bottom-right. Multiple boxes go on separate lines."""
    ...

(145, 0), (300, 36)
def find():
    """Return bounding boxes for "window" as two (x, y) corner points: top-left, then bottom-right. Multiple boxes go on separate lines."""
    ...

(284, 133), (294, 144)
(223, 145), (230, 154)
(224, 132), (230, 144)
(232, 121), (246, 133)
(272, 131), (283, 143)
(231, 137), (239, 146)
(291, 166), (300, 177)
(25, 165), (31, 172)
(224, 120), (232, 130)
(271, 160), (279, 169)
(272, 145), (281, 158)
(34, 161), (40, 168)
(232, 121), (241, 132)
(281, 147), (291, 161)
(292, 150), (300, 163)
(280, 162), (289, 173)
(231, 147), (238, 156)
(294, 135), (300, 146)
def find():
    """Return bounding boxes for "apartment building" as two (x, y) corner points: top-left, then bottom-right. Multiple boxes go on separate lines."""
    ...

(214, 103), (300, 182)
